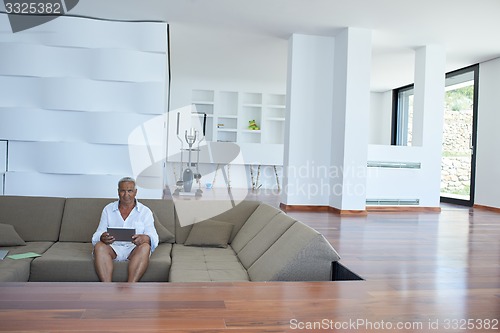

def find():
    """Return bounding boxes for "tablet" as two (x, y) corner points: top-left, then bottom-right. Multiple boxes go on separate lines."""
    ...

(107, 228), (135, 242)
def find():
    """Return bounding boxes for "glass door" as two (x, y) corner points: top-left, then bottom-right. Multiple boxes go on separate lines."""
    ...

(440, 65), (479, 206)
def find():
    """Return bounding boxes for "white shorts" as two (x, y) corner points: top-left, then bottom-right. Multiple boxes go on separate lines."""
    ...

(110, 242), (136, 261)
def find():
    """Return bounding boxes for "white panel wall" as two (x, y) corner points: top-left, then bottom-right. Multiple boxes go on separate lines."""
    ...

(475, 57), (500, 209)
(0, 14), (168, 198)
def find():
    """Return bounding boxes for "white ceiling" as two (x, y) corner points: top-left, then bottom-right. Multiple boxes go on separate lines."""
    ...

(71, 0), (500, 92)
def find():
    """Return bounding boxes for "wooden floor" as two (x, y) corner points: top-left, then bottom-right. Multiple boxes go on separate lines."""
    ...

(1, 192), (499, 332)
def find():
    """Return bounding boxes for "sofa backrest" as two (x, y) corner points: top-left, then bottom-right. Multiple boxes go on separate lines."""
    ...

(175, 200), (261, 244)
(59, 198), (114, 242)
(247, 221), (341, 281)
(140, 198), (175, 238)
(236, 212), (296, 269)
(230, 203), (282, 253)
(0, 195), (65, 242)
(59, 198), (175, 243)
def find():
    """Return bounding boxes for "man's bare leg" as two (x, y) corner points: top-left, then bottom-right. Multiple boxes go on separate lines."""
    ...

(127, 243), (151, 282)
(94, 242), (117, 282)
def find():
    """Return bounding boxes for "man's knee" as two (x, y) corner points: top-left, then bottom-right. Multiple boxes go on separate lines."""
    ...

(130, 243), (151, 259)
(94, 242), (115, 258)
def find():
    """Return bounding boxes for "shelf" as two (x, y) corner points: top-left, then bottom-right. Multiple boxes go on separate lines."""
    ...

(192, 89), (285, 146)
(218, 128), (237, 132)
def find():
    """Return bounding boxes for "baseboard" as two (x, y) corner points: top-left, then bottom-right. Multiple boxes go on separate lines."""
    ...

(279, 203), (329, 212)
(473, 204), (500, 213)
(280, 203), (440, 214)
(280, 203), (367, 215)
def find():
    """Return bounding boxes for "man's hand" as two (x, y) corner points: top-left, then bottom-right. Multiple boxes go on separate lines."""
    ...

(132, 234), (151, 246)
(100, 232), (115, 245)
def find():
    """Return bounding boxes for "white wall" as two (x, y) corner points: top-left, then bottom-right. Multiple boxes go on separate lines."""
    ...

(169, 24), (287, 111)
(281, 34), (335, 206)
(0, 14), (169, 198)
(0, 141), (6, 194)
(167, 24), (288, 190)
(366, 45), (446, 208)
(475, 57), (500, 209)
(369, 91), (393, 145)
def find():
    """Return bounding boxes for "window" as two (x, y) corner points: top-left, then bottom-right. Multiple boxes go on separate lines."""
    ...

(392, 85), (414, 146)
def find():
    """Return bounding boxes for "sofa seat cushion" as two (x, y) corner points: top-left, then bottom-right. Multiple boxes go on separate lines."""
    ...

(0, 242), (55, 282)
(29, 242), (172, 282)
(169, 244), (249, 282)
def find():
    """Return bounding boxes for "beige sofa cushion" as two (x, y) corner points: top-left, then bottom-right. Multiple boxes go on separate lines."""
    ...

(0, 242), (55, 282)
(0, 196), (65, 242)
(29, 242), (172, 282)
(59, 198), (114, 242)
(184, 220), (234, 248)
(153, 212), (175, 243)
(141, 199), (176, 240)
(169, 244), (249, 282)
(237, 213), (296, 269)
(0, 223), (26, 246)
(230, 203), (282, 253)
(247, 222), (341, 281)
(175, 200), (260, 244)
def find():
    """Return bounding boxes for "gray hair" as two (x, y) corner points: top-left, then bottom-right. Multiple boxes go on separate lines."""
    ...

(118, 177), (136, 189)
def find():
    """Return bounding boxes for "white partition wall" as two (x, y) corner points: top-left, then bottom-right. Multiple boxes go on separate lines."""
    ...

(0, 141), (6, 195)
(475, 57), (500, 209)
(366, 45), (446, 208)
(0, 14), (169, 198)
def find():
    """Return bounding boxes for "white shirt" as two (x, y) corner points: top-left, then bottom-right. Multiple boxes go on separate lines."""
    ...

(91, 200), (159, 252)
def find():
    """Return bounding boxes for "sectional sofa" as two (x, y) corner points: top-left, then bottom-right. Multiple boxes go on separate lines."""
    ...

(0, 195), (341, 282)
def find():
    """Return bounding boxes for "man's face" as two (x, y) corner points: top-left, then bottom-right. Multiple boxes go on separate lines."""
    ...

(118, 181), (137, 205)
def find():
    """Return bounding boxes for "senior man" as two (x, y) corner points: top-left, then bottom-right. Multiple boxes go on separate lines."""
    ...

(92, 177), (159, 282)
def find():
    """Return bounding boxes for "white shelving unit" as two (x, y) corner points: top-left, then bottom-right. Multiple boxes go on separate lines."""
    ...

(191, 89), (215, 141)
(191, 89), (286, 146)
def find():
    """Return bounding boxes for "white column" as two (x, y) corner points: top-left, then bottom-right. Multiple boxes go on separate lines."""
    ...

(329, 28), (372, 211)
(282, 34), (335, 206)
(412, 45), (446, 206)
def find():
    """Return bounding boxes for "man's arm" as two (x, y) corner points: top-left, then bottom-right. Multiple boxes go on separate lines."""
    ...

(91, 208), (110, 246)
